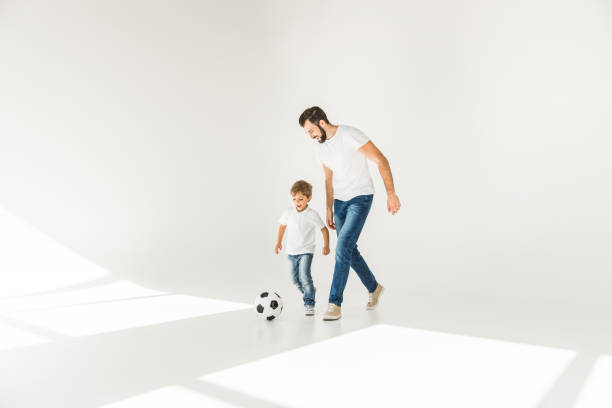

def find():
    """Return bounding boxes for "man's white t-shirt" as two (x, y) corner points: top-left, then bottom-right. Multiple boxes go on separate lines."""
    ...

(278, 206), (326, 255)
(313, 125), (375, 201)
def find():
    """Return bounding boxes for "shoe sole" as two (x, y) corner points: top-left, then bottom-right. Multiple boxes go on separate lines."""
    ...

(305, 312), (315, 316)
(366, 286), (385, 310)
(322, 315), (341, 320)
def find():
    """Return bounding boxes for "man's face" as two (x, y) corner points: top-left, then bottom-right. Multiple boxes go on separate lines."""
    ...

(304, 120), (327, 144)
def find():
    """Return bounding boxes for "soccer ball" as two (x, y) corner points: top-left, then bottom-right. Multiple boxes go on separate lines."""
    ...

(255, 291), (283, 320)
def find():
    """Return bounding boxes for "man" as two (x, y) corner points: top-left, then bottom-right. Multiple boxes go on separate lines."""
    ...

(299, 106), (401, 320)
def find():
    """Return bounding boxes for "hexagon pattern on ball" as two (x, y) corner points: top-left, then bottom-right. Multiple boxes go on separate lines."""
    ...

(254, 291), (283, 320)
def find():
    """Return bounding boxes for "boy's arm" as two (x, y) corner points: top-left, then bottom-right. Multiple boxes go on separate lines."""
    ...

(323, 164), (335, 229)
(275, 225), (286, 254)
(358, 141), (401, 215)
(321, 227), (330, 255)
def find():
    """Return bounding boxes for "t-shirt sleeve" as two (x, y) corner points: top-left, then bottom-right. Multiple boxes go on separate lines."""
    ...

(310, 210), (326, 229)
(346, 127), (370, 150)
(278, 209), (289, 225)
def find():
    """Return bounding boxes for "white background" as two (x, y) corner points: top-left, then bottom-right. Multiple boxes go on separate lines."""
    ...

(1, 0), (611, 306)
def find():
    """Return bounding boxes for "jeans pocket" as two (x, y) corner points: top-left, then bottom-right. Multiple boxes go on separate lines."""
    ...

(355, 194), (373, 207)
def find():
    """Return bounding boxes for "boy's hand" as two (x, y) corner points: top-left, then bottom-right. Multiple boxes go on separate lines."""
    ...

(322, 246), (330, 255)
(274, 243), (282, 254)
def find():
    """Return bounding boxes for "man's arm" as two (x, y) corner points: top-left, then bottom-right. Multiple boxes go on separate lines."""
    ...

(358, 141), (401, 215)
(322, 164), (336, 229)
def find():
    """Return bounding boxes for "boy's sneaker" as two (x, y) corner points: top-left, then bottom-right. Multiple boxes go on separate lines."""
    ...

(367, 284), (385, 310)
(304, 305), (315, 316)
(322, 303), (341, 320)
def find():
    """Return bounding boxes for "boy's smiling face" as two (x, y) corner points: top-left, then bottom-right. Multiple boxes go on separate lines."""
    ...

(292, 192), (311, 212)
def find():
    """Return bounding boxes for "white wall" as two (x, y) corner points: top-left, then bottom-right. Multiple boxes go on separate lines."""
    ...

(1, 1), (611, 303)
(0, 1), (280, 298)
(252, 0), (612, 304)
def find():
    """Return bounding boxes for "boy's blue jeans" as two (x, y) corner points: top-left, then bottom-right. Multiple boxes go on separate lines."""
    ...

(329, 194), (378, 306)
(288, 253), (316, 306)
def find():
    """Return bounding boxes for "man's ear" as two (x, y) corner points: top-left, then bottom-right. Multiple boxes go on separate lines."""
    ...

(319, 119), (326, 128)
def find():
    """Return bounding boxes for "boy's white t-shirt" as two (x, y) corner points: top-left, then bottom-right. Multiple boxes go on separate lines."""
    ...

(313, 125), (375, 201)
(278, 206), (326, 255)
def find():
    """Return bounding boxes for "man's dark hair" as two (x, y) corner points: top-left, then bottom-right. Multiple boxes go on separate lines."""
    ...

(299, 106), (329, 127)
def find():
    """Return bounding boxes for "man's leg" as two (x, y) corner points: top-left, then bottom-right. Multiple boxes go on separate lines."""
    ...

(327, 198), (347, 306)
(328, 195), (373, 306)
(298, 254), (315, 306)
(350, 245), (378, 293)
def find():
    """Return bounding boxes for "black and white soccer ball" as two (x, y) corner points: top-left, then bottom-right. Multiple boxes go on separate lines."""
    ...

(254, 291), (283, 320)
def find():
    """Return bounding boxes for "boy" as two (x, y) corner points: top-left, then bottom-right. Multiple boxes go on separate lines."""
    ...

(275, 180), (330, 315)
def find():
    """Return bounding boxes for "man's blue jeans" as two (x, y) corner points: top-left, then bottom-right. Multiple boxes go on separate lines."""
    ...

(288, 253), (316, 306)
(329, 194), (378, 306)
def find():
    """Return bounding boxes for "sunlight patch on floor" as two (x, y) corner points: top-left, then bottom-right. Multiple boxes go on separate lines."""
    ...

(8, 294), (252, 336)
(0, 321), (48, 351)
(0, 281), (164, 314)
(574, 355), (612, 408)
(0, 207), (108, 298)
(100, 386), (239, 408)
(201, 324), (576, 408)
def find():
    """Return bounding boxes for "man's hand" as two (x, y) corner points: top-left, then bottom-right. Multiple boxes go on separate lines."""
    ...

(326, 209), (336, 230)
(387, 192), (401, 215)
(274, 243), (282, 254)
(322, 246), (330, 255)
(358, 141), (400, 215)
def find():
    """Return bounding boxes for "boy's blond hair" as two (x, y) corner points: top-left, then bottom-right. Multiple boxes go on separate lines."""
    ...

(290, 180), (312, 197)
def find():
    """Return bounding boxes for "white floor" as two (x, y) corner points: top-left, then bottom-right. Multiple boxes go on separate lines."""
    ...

(1, 208), (612, 408)
(2, 285), (612, 408)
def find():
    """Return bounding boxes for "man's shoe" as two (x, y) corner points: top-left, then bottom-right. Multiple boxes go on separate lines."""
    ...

(367, 284), (384, 310)
(322, 303), (341, 320)
(304, 305), (315, 316)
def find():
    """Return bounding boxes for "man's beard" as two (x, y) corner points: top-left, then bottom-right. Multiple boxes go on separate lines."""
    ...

(317, 124), (327, 143)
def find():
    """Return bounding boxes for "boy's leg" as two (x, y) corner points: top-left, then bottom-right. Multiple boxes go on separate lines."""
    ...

(350, 245), (378, 293)
(288, 255), (303, 293)
(297, 254), (315, 306)
(328, 195), (373, 306)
